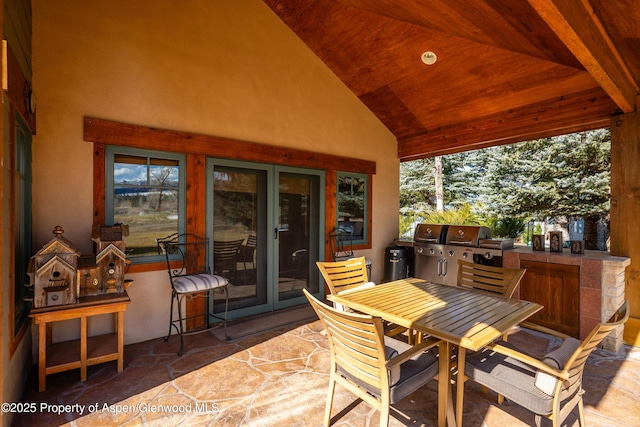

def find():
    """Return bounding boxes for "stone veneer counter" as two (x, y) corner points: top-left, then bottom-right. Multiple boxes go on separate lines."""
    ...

(503, 246), (629, 352)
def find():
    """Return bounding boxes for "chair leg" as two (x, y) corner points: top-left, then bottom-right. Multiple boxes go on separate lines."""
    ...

(379, 396), (390, 427)
(204, 290), (211, 329)
(208, 285), (229, 341)
(176, 293), (186, 356)
(577, 398), (586, 427)
(324, 376), (336, 427)
(219, 285), (230, 340)
(165, 290), (176, 342)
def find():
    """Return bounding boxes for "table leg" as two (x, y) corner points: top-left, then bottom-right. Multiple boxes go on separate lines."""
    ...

(80, 316), (87, 381)
(456, 349), (466, 427)
(38, 322), (47, 392)
(117, 311), (124, 372)
(438, 341), (452, 427)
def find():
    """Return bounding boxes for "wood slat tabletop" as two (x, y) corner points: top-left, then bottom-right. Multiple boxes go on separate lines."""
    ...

(328, 277), (542, 351)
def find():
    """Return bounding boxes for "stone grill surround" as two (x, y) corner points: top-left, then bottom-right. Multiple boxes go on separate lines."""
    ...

(504, 247), (629, 352)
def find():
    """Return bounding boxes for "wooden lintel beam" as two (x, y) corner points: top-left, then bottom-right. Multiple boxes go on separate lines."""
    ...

(398, 89), (616, 160)
(83, 117), (376, 175)
(527, 0), (637, 113)
(399, 119), (609, 161)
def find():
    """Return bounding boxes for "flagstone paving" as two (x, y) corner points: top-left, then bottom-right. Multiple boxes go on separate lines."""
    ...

(12, 316), (640, 427)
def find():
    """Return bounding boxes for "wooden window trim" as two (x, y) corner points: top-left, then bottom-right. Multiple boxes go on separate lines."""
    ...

(86, 117), (376, 272)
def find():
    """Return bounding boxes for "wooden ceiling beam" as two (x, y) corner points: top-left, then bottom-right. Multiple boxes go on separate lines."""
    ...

(527, 0), (638, 113)
(398, 88), (616, 160)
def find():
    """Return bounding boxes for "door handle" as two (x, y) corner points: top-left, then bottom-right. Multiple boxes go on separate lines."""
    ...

(441, 259), (448, 277)
(274, 227), (279, 239)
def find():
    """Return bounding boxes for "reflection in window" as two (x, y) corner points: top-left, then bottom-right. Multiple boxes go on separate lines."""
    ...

(109, 151), (183, 258)
(14, 114), (32, 334)
(337, 172), (368, 242)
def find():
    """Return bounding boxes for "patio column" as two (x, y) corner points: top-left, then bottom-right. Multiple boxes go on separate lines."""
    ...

(610, 111), (640, 322)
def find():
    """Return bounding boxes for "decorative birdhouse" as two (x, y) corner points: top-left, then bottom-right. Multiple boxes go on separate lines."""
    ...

(87, 224), (130, 295)
(91, 224), (129, 253)
(27, 226), (80, 308)
(95, 243), (129, 294)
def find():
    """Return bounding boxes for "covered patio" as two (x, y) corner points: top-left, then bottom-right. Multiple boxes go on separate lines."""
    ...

(2, 1), (640, 426)
(12, 310), (640, 426)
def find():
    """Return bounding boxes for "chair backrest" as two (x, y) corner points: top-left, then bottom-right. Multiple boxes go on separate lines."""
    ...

(316, 256), (369, 295)
(560, 301), (629, 398)
(213, 239), (244, 260)
(457, 259), (526, 297)
(329, 227), (354, 261)
(245, 234), (257, 249)
(303, 288), (388, 391)
(157, 233), (210, 278)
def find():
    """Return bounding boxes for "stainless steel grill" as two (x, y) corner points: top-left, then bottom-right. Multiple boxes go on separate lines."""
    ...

(396, 224), (513, 286)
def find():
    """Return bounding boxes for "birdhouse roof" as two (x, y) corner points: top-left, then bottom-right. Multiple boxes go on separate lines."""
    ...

(36, 255), (76, 276)
(96, 244), (127, 263)
(36, 236), (81, 257)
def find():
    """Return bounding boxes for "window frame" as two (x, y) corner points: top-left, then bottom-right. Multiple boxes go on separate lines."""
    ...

(336, 171), (370, 246)
(105, 145), (186, 264)
(87, 118), (376, 270)
(13, 111), (32, 336)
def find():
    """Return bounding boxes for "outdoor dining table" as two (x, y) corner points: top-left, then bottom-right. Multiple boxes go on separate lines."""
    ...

(327, 277), (543, 427)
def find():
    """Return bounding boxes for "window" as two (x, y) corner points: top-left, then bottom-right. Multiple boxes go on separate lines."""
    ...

(106, 147), (185, 261)
(13, 113), (32, 334)
(89, 119), (376, 266)
(336, 172), (368, 244)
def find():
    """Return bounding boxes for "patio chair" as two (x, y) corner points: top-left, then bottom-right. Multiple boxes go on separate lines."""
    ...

(213, 238), (244, 282)
(456, 259), (526, 298)
(240, 233), (257, 278)
(316, 256), (372, 298)
(328, 227), (372, 278)
(317, 256), (410, 341)
(158, 233), (229, 356)
(303, 289), (442, 427)
(457, 301), (628, 427)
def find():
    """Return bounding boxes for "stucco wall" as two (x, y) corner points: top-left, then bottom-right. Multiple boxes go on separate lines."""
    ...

(31, 0), (399, 345)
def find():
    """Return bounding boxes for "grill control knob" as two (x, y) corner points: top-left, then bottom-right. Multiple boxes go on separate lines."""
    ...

(462, 252), (468, 258)
(430, 248), (435, 254)
(484, 252), (493, 259)
(416, 247), (423, 254)
(448, 250), (454, 256)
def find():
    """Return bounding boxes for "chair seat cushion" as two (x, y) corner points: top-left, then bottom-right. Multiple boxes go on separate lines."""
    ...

(386, 336), (438, 404)
(172, 274), (228, 293)
(465, 342), (555, 416)
(337, 336), (438, 405)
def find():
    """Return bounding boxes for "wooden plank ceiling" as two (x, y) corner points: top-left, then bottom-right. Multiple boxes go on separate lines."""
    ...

(264, 0), (640, 161)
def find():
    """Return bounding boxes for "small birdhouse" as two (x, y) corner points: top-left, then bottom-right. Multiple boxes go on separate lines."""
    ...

(92, 224), (129, 253)
(95, 243), (129, 294)
(28, 226), (80, 308)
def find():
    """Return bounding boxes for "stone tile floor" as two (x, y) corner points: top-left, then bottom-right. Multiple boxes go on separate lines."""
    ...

(12, 314), (640, 427)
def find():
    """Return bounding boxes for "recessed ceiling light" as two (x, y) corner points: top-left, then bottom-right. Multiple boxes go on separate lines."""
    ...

(421, 51), (437, 65)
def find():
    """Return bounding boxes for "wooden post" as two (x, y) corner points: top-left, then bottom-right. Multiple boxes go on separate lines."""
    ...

(610, 111), (640, 319)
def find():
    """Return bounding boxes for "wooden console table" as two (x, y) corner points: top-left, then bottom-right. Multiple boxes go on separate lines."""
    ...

(29, 292), (131, 391)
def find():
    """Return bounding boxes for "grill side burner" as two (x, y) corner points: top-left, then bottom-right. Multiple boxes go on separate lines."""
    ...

(406, 224), (512, 286)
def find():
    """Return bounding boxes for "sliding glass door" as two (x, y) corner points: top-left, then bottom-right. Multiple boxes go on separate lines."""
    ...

(276, 169), (322, 307)
(208, 159), (323, 318)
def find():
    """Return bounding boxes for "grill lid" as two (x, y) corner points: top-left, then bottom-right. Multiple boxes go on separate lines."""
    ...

(413, 224), (447, 243)
(444, 225), (492, 246)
